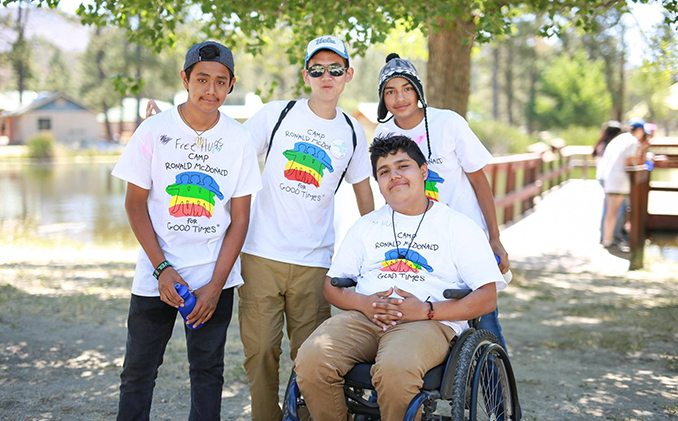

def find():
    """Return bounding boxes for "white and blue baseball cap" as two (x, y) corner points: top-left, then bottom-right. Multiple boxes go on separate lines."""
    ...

(628, 117), (653, 134)
(305, 35), (350, 68)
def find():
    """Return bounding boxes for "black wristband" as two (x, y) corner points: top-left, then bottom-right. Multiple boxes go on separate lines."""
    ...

(153, 261), (172, 280)
(425, 297), (434, 320)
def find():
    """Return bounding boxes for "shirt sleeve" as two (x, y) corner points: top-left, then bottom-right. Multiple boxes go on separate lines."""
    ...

(327, 219), (366, 280)
(243, 101), (285, 156)
(344, 117), (373, 184)
(111, 120), (155, 189)
(233, 134), (263, 198)
(450, 213), (507, 292)
(623, 139), (639, 159)
(447, 112), (493, 173)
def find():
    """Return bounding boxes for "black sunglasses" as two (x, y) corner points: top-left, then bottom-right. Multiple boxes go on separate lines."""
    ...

(307, 63), (347, 78)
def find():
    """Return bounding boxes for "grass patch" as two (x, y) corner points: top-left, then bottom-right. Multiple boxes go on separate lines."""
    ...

(547, 328), (644, 353)
(661, 404), (678, 417)
(662, 355), (678, 373)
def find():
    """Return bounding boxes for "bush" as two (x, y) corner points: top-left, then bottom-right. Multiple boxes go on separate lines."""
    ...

(469, 120), (538, 155)
(27, 132), (55, 159)
(550, 126), (601, 146)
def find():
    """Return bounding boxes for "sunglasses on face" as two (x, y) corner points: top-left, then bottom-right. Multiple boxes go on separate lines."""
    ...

(307, 63), (347, 78)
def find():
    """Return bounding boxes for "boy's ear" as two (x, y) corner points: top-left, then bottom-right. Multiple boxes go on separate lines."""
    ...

(345, 67), (354, 83)
(180, 70), (189, 90)
(421, 162), (428, 180)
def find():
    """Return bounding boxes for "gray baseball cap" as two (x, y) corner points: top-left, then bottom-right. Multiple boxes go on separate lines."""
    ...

(184, 41), (235, 91)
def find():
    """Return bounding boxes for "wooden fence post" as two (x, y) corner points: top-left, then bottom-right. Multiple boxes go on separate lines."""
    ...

(628, 167), (650, 270)
(505, 163), (515, 224)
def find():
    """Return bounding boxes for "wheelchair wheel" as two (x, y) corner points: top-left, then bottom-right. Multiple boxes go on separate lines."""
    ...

(282, 371), (312, 421)
(449, 330), (520, 421)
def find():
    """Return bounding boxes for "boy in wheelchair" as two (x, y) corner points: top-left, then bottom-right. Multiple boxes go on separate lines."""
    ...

(294, 134), (508, 420)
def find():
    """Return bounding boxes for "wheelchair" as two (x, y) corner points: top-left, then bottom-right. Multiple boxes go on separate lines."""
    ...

(282, 278), (520, 421)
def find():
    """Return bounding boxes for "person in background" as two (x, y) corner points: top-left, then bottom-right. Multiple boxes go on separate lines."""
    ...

(593, 121), (624, 244)
(598, 118), (653, 251)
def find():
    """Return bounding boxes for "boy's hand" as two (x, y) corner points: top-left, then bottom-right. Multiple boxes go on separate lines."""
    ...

(186, 282), (221, 328)
(360, 287), (402, 331)
(490, 238), (510, 274)
(393, 287), (429, 322)
(145, 99), (161, 119)
(158, 267), (189, 308)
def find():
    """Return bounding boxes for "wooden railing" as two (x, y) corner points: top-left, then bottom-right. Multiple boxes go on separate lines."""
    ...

(628, 143), (678, 269)
(486, 139), (594, 226)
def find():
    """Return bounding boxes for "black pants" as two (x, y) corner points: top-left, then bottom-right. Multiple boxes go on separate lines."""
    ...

(117, 288), (234, 421)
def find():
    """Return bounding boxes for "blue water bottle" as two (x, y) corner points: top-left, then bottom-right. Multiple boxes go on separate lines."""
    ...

(175, 284), (204, 330)
(645, 159), (654, 171)
(494, 254), (513, 283)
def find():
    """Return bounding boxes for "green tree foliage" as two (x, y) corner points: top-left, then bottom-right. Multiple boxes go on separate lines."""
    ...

(43, 47), (72, 93)
(534, 51), (611, 129)
(628, 22), (678, 130)
(6, 0), (671, 116)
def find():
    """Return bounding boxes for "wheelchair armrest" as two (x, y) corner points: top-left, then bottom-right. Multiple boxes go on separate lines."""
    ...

(442, 289), (472, 299)
(330, 277), (357, 288)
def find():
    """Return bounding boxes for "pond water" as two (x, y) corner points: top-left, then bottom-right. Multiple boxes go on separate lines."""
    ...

(0, 160), (136, 248)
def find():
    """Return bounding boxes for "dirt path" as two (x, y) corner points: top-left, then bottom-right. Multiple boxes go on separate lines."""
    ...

(1, 181), (677, 420)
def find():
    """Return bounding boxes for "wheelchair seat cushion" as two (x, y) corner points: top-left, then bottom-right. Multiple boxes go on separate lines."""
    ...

(344, 362), (445, 391)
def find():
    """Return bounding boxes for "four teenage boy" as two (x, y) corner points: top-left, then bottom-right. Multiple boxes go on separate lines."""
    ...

(116, 37), (513, 420)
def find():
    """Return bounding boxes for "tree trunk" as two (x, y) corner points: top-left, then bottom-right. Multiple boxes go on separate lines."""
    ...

(135, 43), (143, 128)
(13, 1), (30, 104)
(505, 39), (514, 125)
(526, 70), (538, 134)
(426, 17), (476, 118)
(95, 28), (113, 142)
(618, 23), (625, 122)
(492, 45), (500, 121)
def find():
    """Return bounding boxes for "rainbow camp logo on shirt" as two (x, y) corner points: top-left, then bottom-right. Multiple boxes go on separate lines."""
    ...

(282, 142), (334, 188)
(165, 171), (224, 218)
(425, 169), (445, 202)
(380, 249), (434, 274)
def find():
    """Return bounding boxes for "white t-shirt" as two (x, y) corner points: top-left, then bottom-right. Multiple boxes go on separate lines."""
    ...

(112, 106), (262, 296)
(598, 133), (639, 194)
(375, 107), (493, 233)
(242, 99), (372, 268)
(327, 202), (507, 335)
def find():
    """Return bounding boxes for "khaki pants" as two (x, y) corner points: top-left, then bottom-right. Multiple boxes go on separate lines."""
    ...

(295, 310), (456, 421)
(238, 253), (330, 421)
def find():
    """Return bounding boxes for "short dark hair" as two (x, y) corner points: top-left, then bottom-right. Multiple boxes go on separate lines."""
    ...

(369, 134), (427, 179)
(185, 45), (233, 81)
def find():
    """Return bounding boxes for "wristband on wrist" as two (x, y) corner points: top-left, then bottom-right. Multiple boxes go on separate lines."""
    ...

(425, 296), (434, 320)
(153, 261), (172, 280)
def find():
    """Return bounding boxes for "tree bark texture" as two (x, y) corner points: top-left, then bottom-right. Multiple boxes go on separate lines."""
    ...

(426, 17), (476, 118)
(95, 28), (113, 142)
(492, 46), (500, 120)
(505, 40), (514, 125)
(618, 24), (625, 123)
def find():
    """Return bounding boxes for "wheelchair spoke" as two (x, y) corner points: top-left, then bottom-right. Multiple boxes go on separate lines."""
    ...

(475, 349), (510, 421)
